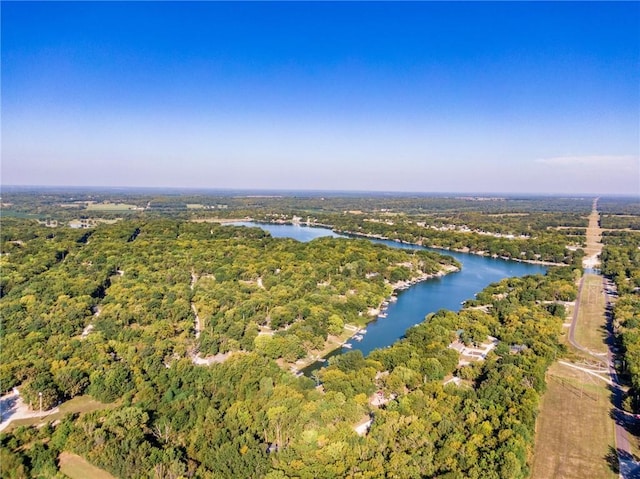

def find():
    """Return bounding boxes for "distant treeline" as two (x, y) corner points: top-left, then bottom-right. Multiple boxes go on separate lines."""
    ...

(6, 189), (638, 218)
(604, 230), (640, 416)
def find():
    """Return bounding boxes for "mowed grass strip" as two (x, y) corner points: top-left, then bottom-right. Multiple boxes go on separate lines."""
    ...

(575, 273), (609, 354)
(584, 210), (603, 258)
(86, 203), (138, 211)
(59, 452), (116, 479)
(4, 395), (113, 432)
(531, 362), (616, 479)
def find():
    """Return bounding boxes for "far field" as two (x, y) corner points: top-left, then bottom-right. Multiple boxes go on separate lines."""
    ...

(531, 362), (616, 479)
(574, 274), (609, 355)
(59, 452), (115, 479)
(86, 203), (139, 211)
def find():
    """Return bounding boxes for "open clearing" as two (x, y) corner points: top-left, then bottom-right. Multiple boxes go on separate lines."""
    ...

(59, 452), (115, 479)
(533, 199), (618, 479)
(531, 362), (617, 479)
(574, 274), (609, 354)
(583, 203), (603, 265)
(2, 395), (112, 432)
(86, 203), (139, 211)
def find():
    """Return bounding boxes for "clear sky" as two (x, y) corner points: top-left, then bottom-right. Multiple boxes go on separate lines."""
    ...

(2, 1), (639, 195)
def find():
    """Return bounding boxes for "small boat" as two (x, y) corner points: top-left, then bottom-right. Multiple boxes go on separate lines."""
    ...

(378, 313), (387, 318)
(354, 334), (364, 341)
(343, 343), (353, 349)
(359, 329), (367, 334)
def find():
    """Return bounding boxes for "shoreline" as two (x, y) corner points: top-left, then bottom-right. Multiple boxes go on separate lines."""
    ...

(190, 217), (253, 224)
(201, 218), (558, 374)
(332, 228), (565, 267)
(289, 263), (461, 374)
(231, 219), (566, 267)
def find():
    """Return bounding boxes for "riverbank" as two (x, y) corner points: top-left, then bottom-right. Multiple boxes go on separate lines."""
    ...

(389, 264), (460, 291)
(216, 218), (546, 375)
(190, 217), (253, 224)
(287, 331), (355, 375)
(200, 217), (568, 267)
(244, 219), (564, 266)
(289, 263), (461, 374)
(333, 228), (564, 267)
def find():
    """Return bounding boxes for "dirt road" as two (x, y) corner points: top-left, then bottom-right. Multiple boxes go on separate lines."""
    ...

(583, 197), (603, 269)
(573, 199), (639, 478)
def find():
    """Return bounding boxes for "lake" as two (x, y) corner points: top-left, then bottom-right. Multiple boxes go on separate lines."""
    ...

(230, 222), (547, 370)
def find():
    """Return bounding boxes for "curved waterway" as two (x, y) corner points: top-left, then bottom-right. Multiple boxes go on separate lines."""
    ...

(230, 222), (547, 372)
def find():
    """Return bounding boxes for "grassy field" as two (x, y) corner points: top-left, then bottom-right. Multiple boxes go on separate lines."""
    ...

(86, 203), (138, 211)
(530, 362), (617, 479)
(574, 274), (609, 354)
(4, 395), (112, 432)
(59, 452), (115, 479)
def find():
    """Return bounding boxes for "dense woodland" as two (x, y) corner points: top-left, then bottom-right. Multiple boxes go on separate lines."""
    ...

(0, 191), (637, 478)
(603, 230), (640, 412)
(1, 218), (455, 406)
(316, 214), (583, 265)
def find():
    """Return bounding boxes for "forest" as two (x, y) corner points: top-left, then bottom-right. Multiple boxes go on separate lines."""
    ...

(1, 217), (457, 406)
(0, 191), (636, 478)
(602, 230), (640, 412)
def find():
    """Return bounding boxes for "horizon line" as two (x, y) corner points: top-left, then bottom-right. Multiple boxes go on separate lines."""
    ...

(2, 184), (638, 199)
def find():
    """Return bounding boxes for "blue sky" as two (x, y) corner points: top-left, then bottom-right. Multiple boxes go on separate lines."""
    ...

(2, 1), (639, 195)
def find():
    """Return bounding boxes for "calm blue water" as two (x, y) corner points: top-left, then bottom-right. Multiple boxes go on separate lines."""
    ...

(229, 222), (547, 368)
(231, 221), (346, 242)
(349, 237), (546, 355)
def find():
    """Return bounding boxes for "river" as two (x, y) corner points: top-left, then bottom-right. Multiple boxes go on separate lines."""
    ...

(230, 222), (547, 370)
